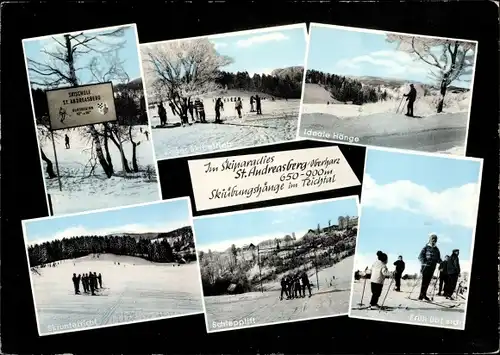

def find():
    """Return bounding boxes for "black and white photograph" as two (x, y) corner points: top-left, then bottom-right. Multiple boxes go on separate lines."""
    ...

(140, 24), (307, 160)
(299, 23), (477, 156)
(22, 198), (203, 336)
(23, 24), (160, 216)
(193, 196), (359, 332)
(349, 148), (483, 330)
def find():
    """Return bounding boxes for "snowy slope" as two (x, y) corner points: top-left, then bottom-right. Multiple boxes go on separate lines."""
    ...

(302, 83), (340, 104)
(204, 256), (354, 331)
(40, 125), (160, 215)
(31, 254), (203, 335)
(150, 95), (300, 160)
(350, 278), (466, 329)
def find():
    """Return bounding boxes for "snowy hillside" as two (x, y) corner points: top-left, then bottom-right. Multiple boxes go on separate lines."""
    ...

(302, 83), (341, 104)
(39, 125), (160, 215)
(31, 254), (203, 335)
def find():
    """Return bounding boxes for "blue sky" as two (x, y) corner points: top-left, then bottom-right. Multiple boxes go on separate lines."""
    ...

(24, 25), (141, 88)
(354, 149), (482, 274)
(24, 199), (190, 245)
(194, 197), (358, 252)
(209, 26), (307, 76)
(307, 25), (474, 88)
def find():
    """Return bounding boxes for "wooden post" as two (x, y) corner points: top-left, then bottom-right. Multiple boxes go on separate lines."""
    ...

(51, 130), (62, 191)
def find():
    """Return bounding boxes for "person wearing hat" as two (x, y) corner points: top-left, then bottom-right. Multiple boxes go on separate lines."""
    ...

(403, 84), (417, 117)
(418, 233), (442, 301)
(444, 249), (461, 300)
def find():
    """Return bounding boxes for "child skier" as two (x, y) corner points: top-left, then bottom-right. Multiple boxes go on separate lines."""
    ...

(366, 251), (392, 310)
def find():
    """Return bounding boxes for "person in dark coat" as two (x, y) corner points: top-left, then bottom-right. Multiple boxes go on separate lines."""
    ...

(294, 275), (302, 298)
(98, 273), (103, 288)
(444, 249), (460, 300)
(65, 134), (70, 149)
(179, 98), (190, 126)
(393, 255), (405, 292)
(215, 97), (224, 123)
(194, 98), (206, 123)
(280, 275), (289, 300)
(255, 94), (262, 115)
(301, 271), (312, 297)
(418, 234), (442, 301)
(72, 273), (80, 294)
(188, 99), (195, 122)
(89, 272), (96, 295)
(437, 255), (449, 296)
(250, 95), (255, 112)
(403, 84), (417, 117)
(157, 102), (167, 126)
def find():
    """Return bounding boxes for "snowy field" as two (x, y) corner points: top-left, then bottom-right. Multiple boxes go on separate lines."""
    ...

(31, 254), (203, 335)
(349, 278), (467, 330)
(299, 85), (471, 155)
(39, 125), (160, 215)
(203, 256), (354, 332)
(149, 94), (300, 160)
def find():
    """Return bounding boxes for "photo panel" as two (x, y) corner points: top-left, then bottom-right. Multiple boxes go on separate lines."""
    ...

(349, 147), (483, 330)
(22, 24), (161, 216)
(21, 198), (203, 336)
(140, 24), (308, 161)
(157, 140), (366, 216)
(299, 23), (478, 156)
(193, 196), (360, 333)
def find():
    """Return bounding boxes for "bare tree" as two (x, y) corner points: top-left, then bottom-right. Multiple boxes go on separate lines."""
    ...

(386, 34), (476, 113)
(26, 27), (130, 178)
(141, 38), (234, 114)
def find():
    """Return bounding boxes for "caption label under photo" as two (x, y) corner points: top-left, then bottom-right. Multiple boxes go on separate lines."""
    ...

(188, 146), (361, 211)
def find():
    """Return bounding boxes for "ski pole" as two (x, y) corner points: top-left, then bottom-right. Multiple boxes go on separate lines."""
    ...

(358, 277), (367, 306)
(380, 275), (395, 311)
(396, 96), (404, 114)
(408, 264), (427, 299)
(430, 267), (440, 301)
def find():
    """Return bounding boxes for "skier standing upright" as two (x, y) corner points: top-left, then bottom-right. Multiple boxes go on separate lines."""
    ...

(215, 97), (224, 123)
(403, 84), (417, 117)
(444, 249), (460, 300)
(235, 97), (243, 118)
(393, 255), (405, 292)
(367, 251), (392, 310)
(437, 255), (449, 296)
(417, 234), (442, 301)
(255, 94), (262, 115)
(65, 134), (70, 149)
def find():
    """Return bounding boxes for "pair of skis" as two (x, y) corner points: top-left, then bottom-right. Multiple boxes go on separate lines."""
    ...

(407, 297), (461, 309)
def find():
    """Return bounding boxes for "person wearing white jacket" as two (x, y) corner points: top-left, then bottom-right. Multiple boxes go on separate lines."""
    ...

(367, 251), (392, 309)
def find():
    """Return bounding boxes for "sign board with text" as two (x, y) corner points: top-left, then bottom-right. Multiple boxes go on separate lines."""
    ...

(46, 82), (117, 131)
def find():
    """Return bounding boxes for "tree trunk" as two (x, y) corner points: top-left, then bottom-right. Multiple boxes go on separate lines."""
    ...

(128, 126), (139, 172)
(40, 148), (57, 178)
(108, 130), (132, 173)
(89, 125), (113, 178)
(103, 130), (114, 173)
(437, 79), (448, 114)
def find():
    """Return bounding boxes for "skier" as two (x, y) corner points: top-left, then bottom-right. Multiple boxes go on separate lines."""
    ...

(417, 233), (442, 301)
(188, 99), (195, 122)
(89, 272), (96, 295)
(169, 101), (177, 116)
(403, 84), (417, 117)
(215, 97), (224, 123)
(250, 95), (255, 112)
(255, 94), (262, 115)
(367, 251), (392, 310)
(93, 272), (99, 290)
(65, 134), (70, 149)
(235, 97), (243, 118)
(195, 98), (206, 123)
(280, 275), (289, 301)
(98, 273), (103, 288)
(180, 98), (189, 126)
(144, 130), (149, 141)
(157, 102), (167, 126)
(301, 271), (312, 298)
(437, 255), (449, 296)
(72, 273), (80, 294)
(294, 275), (302, 298)
(393, 255), (405, 292)
(444, 249), (460, 300)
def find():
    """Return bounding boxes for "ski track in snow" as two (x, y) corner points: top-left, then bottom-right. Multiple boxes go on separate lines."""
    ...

(350, 279), (466, 329)
(150, 98), (300, 160)
(204, 256), (354, 331)
(299, 102), (469, 155)
(31, 254), (203, 335)
(40, 125), (160, 215)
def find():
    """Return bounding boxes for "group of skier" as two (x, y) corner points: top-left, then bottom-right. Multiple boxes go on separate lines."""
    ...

(71, 272), (103, 296)
(358, 233), (462, 310)
(156, 94), (265, 126)
(279, 270), (312, 301)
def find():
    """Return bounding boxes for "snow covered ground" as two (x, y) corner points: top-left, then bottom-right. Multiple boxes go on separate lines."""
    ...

(149, 94), (300, 160)
(31, 254), (203, 335)
(299, 92), (471, 155)
(203, 256), (354, 332)
(39, 125), (160, 215)
(349, 278), (467, 330)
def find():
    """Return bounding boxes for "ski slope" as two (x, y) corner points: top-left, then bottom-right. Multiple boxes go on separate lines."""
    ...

(203, 256), (354, 332)
(349, 278), (466, 330)
(302, 83), (341, 104)
(299, 94), (471, 155)
(31, 254), (203, 335)
(39, 125), (160, 215)
(149, 95), (300, 160)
